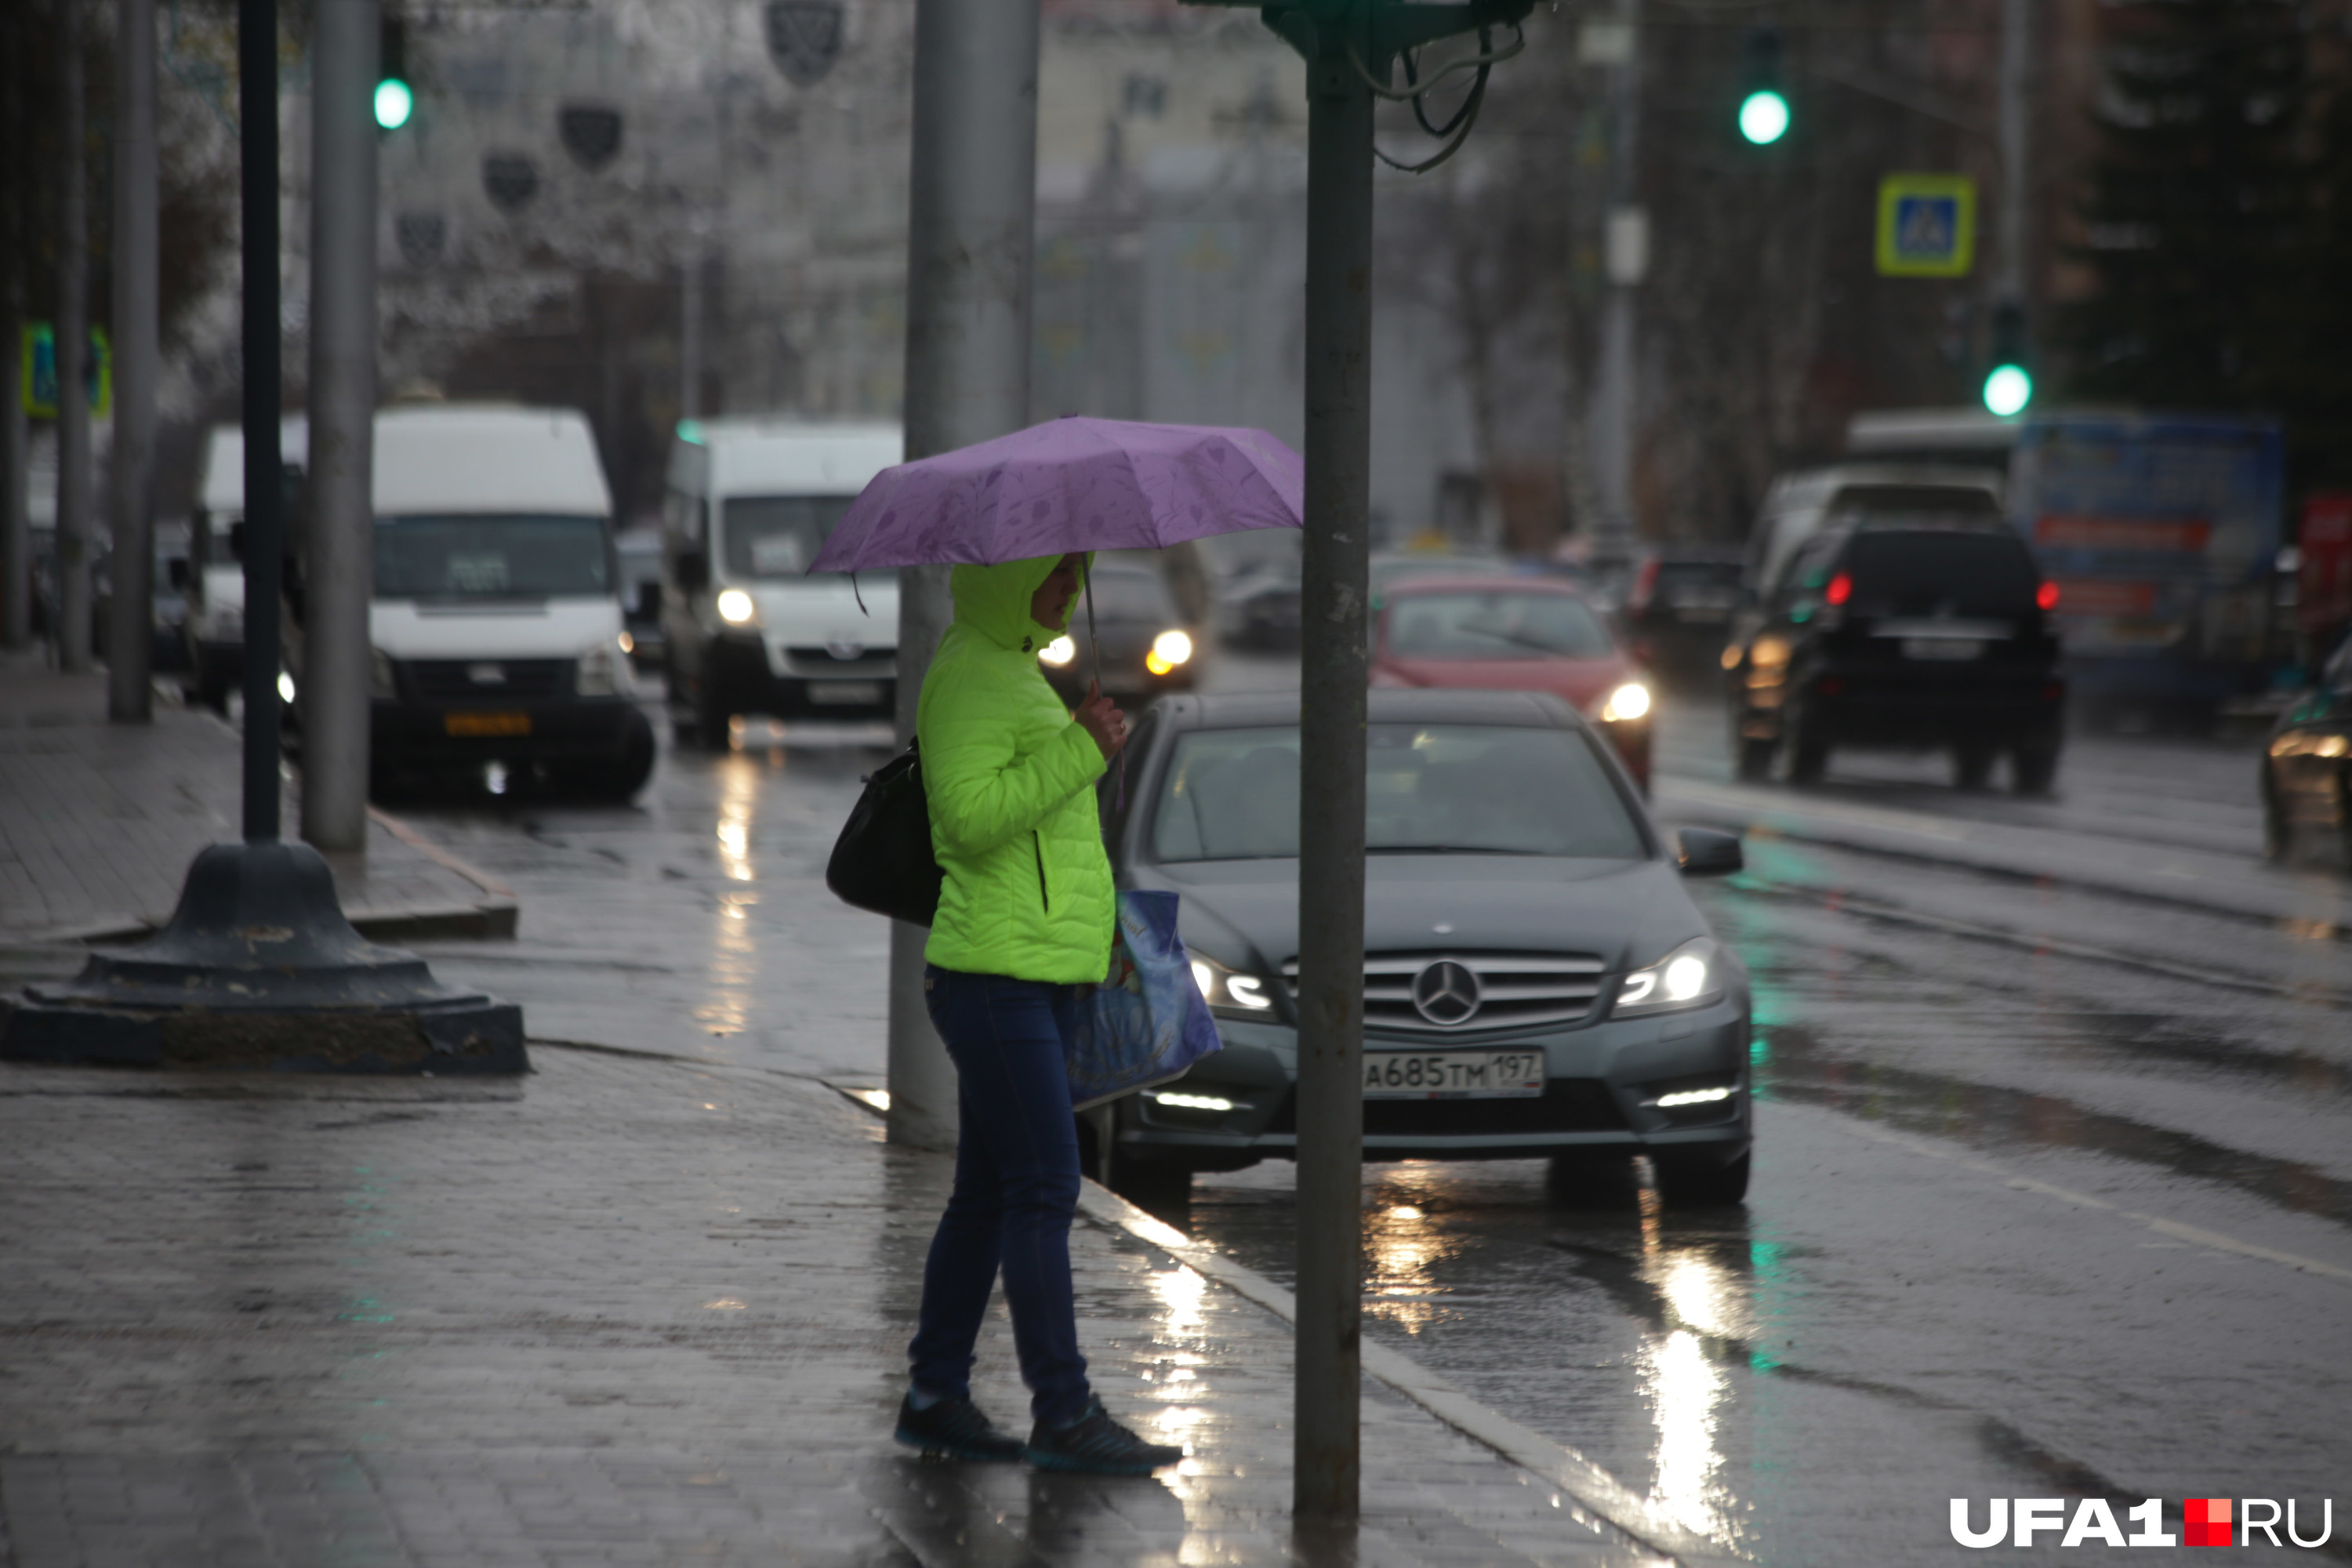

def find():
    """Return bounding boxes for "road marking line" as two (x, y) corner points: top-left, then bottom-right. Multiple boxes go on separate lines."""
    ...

(1835, 1117), (2352, 1284)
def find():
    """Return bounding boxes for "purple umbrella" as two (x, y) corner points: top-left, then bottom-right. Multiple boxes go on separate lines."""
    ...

(807, 416), (1303, 572)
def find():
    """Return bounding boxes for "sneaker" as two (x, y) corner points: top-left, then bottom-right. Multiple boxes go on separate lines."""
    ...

(893, 1393), (1025, 1463)
(1024, 1397), (1184, 1475)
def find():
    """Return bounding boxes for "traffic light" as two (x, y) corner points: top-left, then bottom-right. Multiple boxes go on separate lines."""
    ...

(1739, 28), (1789, 145)
(375, 16), (412, 131)
(1982, 301), (2032, 416)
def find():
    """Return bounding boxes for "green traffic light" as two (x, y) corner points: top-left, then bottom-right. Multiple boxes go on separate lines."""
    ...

(1982, 363), (2032, 417)
(1739, 89), (1789, 145)
(375, 78), (413, 131)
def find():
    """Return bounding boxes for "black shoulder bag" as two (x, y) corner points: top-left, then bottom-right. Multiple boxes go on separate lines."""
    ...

(826, 739), (945, 927)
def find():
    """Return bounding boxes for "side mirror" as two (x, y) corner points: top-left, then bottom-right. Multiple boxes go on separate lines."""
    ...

(673, 547), (709, 592)
(636, 581), (663, 618)
(1676, 826), (1744, 877)
(167, 557), (190, 590)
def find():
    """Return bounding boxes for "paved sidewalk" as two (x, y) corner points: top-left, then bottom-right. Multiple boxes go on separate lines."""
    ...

(0, 1044), (1685, 1567)
(1, 668), (514, 942)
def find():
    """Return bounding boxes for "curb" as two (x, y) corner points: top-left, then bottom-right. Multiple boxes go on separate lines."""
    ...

(1069, 1182), (1745, 1568)
(1653, 776), (2351, 931)
(9, 814), (519, 949)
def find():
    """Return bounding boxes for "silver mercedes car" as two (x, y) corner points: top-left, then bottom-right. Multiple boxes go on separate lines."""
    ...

(1088, 688), (1753, 1208)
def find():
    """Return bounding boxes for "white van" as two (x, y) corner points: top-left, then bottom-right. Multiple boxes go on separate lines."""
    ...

(185, 418), (307, 710)
(297, 404), (653, 798)
(659, 419), (903, 746)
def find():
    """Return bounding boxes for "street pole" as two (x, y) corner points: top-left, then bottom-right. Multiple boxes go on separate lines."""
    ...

(680, 248), (702, 425)
(1995, 0), (2028, 304)
(107, 0), (158, 721)
(301, 0), (379, 851)
(1591, 0), (1640, 565)
(885, 0), (1042, 1150)
(240, 0), (285, 840)
(2, 278), (27, 652)
(56, 0), (94, 675)
(1293, 12), (1373, 1530)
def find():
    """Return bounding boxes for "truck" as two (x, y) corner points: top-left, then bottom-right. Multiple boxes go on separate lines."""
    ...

(1847, 408), (2286, 723)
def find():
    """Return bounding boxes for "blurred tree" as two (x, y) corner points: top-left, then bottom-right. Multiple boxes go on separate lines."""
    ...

(2058, 0), (2309, 410)
(2262, 46), (2352, 489)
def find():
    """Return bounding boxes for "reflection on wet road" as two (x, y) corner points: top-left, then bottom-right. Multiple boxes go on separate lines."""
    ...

(373, 680), (2350, 1566)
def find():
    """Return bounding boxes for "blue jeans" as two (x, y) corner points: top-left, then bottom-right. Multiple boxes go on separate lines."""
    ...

(908, 966), (1092, 1426)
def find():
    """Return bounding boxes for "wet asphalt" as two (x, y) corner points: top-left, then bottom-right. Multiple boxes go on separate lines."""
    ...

(372, 653), (2350, 1566)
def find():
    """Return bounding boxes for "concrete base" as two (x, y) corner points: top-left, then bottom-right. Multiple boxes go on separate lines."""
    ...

(1, 840), (527, 1074)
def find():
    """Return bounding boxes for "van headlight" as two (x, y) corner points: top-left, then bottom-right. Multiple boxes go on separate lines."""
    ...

(1613, 938), (1723, 1016)
(370, 647), (395, 699)
(575, 637), (633, 697)
(1189, 952), (1275, 1018)
(716, 588), (758, 626)
(1146, 630), (1193, 675)
(1039, 635), (1076, 667)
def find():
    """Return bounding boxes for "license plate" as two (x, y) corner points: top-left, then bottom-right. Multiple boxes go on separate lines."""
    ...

(445, 710), (530, 737)
(808, 681), (884, 705)
(1902, 638), (1983, 661)
(1363, 1050), (1545, 1100)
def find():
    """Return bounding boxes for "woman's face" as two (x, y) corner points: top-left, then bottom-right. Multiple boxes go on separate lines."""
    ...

(1029, 554), (1084, 633)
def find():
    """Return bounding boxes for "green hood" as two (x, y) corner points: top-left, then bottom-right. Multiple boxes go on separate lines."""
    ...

(949, 554), (1091, 653)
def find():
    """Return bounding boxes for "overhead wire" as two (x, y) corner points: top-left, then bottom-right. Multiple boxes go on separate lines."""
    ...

(1343, 24), (1526, 175)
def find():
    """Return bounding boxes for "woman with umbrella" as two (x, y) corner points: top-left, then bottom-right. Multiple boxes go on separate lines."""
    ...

(811, 419), (1301, 1473)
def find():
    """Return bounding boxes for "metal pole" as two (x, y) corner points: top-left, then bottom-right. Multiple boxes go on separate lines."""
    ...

(1293, 14), (1373, 1529)
(1, 283), (27, 652)
(107, 0), (158, 720)
(1591, 0), (1640, 563)
(301, 0), (378, 851)
(885, 0), (1042, 1150)
(239, 0), (284, 842)
(1996, 0), (2028, 303)
(56, 0), (94, 675)
(681, 249), (702, 424)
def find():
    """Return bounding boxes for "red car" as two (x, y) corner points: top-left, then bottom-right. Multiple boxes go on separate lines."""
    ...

(1371, 575), (1654, 789)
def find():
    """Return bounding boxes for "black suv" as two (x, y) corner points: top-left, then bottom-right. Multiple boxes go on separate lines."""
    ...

(1726, 522), (2064, 792)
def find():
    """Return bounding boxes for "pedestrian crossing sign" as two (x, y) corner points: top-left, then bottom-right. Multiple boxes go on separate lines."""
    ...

(1875, 174), (1976, 278)
(20, 324), (112, 419)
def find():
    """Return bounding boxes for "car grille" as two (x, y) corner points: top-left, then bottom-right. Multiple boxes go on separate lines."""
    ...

(402, 659), (574, 702)
(1280, 951), (1608, 1033)
(1267, 1080), (1627, 1136)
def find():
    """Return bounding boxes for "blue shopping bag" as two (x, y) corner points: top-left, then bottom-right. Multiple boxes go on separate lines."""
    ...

(1067, 890), (1223, 1111)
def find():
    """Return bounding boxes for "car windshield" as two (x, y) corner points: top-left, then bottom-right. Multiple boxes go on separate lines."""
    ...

(723, 495), (855, 579)
(374, 514), (611, 599)
(1385, 591), (1613, 660)
(1835, 530), (2041, 617)
(1371, 557), (1504, 596)
(1086, 571), (1179, 622)
(1151, 724), (1646, 862)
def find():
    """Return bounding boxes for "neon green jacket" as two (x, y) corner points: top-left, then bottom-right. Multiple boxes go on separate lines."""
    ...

(918, 554), (1114, 983)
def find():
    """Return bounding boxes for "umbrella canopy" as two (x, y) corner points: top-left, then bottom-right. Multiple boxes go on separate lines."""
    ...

(807, 416), (1303, 572)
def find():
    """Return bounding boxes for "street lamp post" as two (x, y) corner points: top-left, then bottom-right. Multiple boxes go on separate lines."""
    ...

(107, 0), (159, 722)
(885, 0), (1044, 1149)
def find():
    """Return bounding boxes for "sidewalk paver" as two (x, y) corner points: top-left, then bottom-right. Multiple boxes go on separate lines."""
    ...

(0, 1044), (1665, 1566)
(1, 668), (514, 942)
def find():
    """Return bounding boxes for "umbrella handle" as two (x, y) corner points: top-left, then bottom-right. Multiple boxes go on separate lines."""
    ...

(1084, 572), (1100, 688)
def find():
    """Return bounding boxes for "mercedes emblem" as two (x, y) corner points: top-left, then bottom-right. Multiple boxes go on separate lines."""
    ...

(1410, 960), (1480, 1026)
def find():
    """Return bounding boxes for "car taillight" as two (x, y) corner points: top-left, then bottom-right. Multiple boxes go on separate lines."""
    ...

(2036, 580), (2060, 611)
(1824, 572), (1852, 607)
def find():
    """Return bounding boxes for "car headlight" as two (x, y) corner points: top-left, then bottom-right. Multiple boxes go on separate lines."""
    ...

(1190, 952), (1276, 1018)
(1146, 629), (1193, 676)
(1039, 635), (1076, 667)
(716, 588), (758, 626)
(1600, 681), (1652, 722)
(370, 647), (394, 699)
(276, 670), (296, 705)
(575, 637), (633, 697)
(1613, 937), (1723, 1016)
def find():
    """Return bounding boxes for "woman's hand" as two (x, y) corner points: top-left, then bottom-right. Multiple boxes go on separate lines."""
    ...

(1075, 681), (1128, 760)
